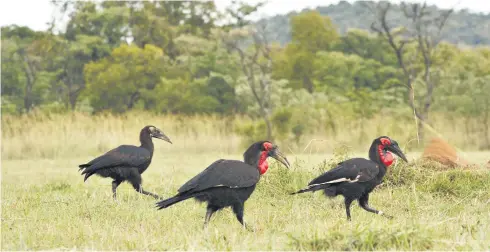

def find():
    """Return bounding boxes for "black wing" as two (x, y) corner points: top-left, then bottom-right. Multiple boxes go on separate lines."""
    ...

(177, 159), (260, 193)
(308, 158), (379, 186)
(79, 145), (151, 175)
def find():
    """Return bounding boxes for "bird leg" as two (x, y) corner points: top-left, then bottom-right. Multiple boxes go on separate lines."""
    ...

(129, 174), (161, 199)
(130, 181), (160, 199)
(232, 203), (254, 232)
(358, 194), (393, 219)
(112, 180), (122, 200)
(137, 186), (160, 199)
(204, 205), (219, 229)
(344, 198), (354, 221)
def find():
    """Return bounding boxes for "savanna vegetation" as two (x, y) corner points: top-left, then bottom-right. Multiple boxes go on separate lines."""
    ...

(259, 0), (490, 46)
(1, 0), (490, 251)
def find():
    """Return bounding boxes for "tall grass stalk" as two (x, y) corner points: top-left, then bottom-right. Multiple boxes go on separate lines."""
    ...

(2, 111), (488, 160)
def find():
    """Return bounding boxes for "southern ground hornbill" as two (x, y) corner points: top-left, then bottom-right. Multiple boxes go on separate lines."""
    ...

(292, 136), (408, 221)
(156, 141), (290, 230)
(78, 125), (172, 200)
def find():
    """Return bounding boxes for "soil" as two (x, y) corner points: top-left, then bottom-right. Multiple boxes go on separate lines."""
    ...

(421, 137), (469, 168)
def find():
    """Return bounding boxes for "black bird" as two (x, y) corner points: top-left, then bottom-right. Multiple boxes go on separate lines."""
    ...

(291, 136), (408, 221)
(156, 141), (290, 229)
(78, 125), (172, 200)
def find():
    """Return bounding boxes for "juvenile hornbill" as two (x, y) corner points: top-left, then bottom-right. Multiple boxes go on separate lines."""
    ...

(78, 125), (172, 200)
(291, 136), (408, 221)
(156, 141), (290, 230)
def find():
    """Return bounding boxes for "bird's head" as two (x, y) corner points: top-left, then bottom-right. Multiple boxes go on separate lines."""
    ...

(243, 141), (290, 175)
(144, 125), (172, 144)
(373, 136), (408, 163)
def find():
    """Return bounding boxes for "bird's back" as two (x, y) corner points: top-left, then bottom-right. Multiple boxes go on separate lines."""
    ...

(84, 145), (150, 168)
(79, 145), (152, 181)
(178, 159), (260, 194)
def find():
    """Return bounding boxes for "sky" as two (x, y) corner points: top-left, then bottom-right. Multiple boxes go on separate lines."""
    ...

(1, 0), (489, 32)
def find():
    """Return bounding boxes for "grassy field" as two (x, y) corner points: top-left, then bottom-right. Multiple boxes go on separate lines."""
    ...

(2, 113), (490, 250)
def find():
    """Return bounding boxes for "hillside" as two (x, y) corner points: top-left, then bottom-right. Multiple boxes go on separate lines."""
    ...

(257, 0), (490, 46)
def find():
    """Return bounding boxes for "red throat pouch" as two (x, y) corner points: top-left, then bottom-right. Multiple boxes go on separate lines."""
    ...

(258, 151), (269, 175)
(377, 144), (394, 166)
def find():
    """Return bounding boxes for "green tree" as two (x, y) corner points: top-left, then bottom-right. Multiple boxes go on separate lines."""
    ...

(435, 48), (490, 148)
(313, 51), (402, 117)
(221, 25), (277, 139)
(369, 2), (453, 142)
(290, 11), (338, 52)
(61, 1), (130, 46)
(1, 25), (56, 113)
(274, 11), (339, 93)
(84, 44), (166, 113)
(333, 29), (398, 66)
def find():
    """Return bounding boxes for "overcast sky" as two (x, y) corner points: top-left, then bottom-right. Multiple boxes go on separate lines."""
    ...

(1, 0), (489, 32)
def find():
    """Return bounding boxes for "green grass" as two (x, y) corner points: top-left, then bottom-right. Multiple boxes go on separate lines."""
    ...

(2, 152), (490, 250)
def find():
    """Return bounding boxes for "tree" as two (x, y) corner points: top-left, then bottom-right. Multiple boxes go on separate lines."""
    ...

(333, 29), (398, 66)
(1, 26), (51, 112)
(312, 51), (402, 118)
(220, 24), (275, 139)
(60, 1), (130, 46)
(435, 47), (490, 149)
(84, 44), (166, 113)
(223, 0), (266, 28)
(290, 11), (338, 53)
(1, 38), (27, 113)
(44, 35), (111, 110)
(368, 1), (453, 142)
(275, 11), (339, 93)
(218, 1), (279, 139)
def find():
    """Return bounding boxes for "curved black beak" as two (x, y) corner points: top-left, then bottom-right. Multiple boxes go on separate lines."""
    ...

(270, 149), (290, 169)
(386, 144), (408, 162)
(153, 131), (172, 144)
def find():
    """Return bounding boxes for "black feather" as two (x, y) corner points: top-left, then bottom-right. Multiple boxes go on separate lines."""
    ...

(292, 136), (407, 221)
(156, 140), (286, 230)
(78, 125), (169, 200)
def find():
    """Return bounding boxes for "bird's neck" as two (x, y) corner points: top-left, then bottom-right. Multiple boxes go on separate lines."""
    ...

(244, 151), (268, 175)
(257, 151), (269, 175)
(369, 143), (393, 168)
(139, 132), (154, 153)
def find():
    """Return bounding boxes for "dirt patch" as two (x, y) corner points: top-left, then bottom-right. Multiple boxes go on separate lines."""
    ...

(421, 138), (469, 168)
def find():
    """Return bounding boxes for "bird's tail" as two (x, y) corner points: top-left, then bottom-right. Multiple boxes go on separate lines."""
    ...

(156, 193), (196, 210)
(290, 184), (328, 195)
(78, 164), (96, 182)
(78, 164), (90, 171)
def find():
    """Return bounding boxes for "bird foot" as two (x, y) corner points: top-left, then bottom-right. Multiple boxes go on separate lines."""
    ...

(243, 224), (255, 232)
(378, 211), (393, 219)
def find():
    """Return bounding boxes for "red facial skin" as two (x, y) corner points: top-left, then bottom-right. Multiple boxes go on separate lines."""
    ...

(258, 142), (273, 175)
(378, 137), (394, 166)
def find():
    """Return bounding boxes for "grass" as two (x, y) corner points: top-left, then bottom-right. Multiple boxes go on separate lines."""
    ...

(2, 112), (490, 250)
(2, 110), (490, 160)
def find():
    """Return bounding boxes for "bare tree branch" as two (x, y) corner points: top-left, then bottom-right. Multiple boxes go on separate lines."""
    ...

(368, 1), (453, 142)
(220, 25), (274, 139)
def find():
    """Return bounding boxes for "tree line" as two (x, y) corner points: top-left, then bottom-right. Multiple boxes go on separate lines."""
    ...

(1, 1), (489, 145)
(258, 0), (490, 46)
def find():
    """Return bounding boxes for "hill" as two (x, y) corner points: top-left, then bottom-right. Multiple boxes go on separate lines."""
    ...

(257, 0), (490, 46)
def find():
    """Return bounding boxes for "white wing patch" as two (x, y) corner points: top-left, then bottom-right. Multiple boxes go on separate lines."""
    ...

(212, 184), (240, 188)
(309, 175), (361, 187)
